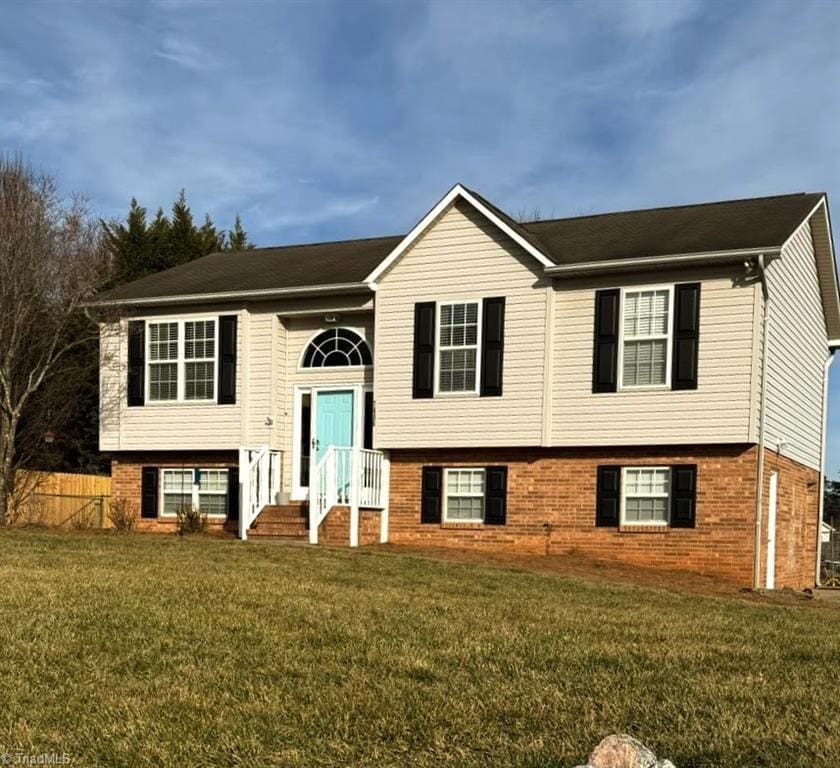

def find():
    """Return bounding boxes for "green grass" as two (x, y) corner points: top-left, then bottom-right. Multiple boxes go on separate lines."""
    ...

(0, 531), (838, 767)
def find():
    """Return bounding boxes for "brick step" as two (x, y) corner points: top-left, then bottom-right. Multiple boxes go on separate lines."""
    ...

(256, 503), (308, 521)
(253, 515), (308, 529)
(248, 525), (308, 538)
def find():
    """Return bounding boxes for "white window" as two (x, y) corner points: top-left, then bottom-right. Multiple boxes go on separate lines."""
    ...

(622, 467), (670, 525)
(184, 320), (216, 400)
(620, 288), (672, 388)
(161, 468), (229, 517)
(444, 468), (485, 522)
(148, 322), (179, 401)
(146, 318), (217, 403)
(437, 302), (480, 394)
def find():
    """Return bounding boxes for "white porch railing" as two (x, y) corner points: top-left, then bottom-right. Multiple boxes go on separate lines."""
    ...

(238, 446), (282, 540)
(309, 446), (388, 546)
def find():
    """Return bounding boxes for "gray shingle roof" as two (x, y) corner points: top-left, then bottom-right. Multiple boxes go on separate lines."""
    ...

(94, 191), (824, 304)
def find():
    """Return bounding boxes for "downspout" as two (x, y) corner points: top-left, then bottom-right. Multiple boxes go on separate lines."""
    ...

(753, 253), (773, 590)
(816, 351), (836, 586)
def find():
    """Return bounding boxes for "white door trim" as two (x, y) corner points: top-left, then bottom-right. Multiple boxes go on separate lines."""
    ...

(766, 471), (778, 590)
(291, 383), (368, 502)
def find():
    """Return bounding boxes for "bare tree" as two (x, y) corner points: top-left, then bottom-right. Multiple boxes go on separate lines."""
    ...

(0, 155), (108, 522)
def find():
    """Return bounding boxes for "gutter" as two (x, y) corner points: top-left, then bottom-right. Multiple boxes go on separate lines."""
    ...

(544, 247), (782, 277)
(84, 281), (374, 308)
(816, 351), (835, 586)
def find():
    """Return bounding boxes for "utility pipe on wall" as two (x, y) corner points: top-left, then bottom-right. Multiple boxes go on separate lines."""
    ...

(752, 253), (776, 591)
(816, 352), (836, 586)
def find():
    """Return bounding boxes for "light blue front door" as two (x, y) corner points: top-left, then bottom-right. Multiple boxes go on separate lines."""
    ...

(314, 390), (354, 463)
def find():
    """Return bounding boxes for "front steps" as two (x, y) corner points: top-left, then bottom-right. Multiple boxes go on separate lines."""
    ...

(247, 503), (309, 539)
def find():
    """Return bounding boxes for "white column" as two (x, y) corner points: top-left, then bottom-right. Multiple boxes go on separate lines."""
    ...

(309, 453), (319, 545)
(350, 445), (360, 548)
(379, 451), (390, 544)
(238, 447), (250, 541)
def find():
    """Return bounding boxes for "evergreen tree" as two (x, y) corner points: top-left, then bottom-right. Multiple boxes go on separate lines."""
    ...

(102, 191), (254, 287)
(102, 198), (154, 284)
(226, 214), (254, 251)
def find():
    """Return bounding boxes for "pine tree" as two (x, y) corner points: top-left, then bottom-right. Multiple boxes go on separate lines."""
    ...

(102, 198), (153, 284)
(102, 191), (254, 286)
(225, 214), (254, 251)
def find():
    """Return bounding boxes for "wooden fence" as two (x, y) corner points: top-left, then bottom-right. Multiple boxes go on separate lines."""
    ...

(12, 470), (112, 529)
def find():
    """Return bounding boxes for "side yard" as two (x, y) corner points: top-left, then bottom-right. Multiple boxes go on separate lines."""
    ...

(0, 530), (837, 767)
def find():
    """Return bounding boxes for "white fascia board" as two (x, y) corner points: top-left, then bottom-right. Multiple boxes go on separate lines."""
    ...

(781, 196), (840, 340)
(86, 282), (373, 308)
(543, 247), (780, 276)
(364, 183), (553, 285)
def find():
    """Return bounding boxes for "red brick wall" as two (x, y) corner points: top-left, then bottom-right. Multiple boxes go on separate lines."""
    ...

(318, 505), (381, 546)
(111, 451), (238, 533)
(386, 445), (819, 588)
(758, 450), (819, 589)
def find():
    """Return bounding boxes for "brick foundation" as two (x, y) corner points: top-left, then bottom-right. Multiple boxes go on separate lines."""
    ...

(386, 445), (820, 588)
(109, 446), (819, 589)
(318, 505), (381, 546)
(111, 451), (238, 534)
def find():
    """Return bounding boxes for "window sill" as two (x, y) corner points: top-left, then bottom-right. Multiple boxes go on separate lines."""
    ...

(618, 524), (670, 534)
(143, 401), (223, 407)
(159, 514), (228, 520)
(434, 392), (480, 399)
(441, 521), (485, 529)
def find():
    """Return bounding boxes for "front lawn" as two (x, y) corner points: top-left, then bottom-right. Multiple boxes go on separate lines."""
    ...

(0, 531), (837, 767)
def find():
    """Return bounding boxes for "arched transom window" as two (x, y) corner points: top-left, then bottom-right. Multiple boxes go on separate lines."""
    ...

(302, 328), (372, 368)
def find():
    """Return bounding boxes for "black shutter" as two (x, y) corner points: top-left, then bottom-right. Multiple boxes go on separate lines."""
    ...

(672, 283), (701, 390)
(413, 302), (436, 399)
(218, 315), (237, 404)
(480, 297), (505, 396)
(227, 467), (240, 523)
(670, 465), (697, 528)
(127, 320), (145, 406)
(364, 391), (374, 449)
(485, 466), (507, 525)
(596, 465), (621, 527)
(140, 467), (158, 519)
(420, 466), (442, 524)
(593, 289), (619, 393)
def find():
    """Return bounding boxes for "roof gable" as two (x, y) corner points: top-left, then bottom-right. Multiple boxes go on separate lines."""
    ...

(364, 184), (554, 284)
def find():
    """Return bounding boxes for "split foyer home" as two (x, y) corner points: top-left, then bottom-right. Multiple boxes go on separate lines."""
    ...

(91, 184), (840, 589)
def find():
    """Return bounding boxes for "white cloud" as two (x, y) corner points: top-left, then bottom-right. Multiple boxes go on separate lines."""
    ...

(153, 35), (219, 71)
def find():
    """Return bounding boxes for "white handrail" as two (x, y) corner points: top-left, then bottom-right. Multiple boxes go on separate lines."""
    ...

(309, 446), (387, 545)
(239, 446), (281, 540)
(309, 445), (338, 543)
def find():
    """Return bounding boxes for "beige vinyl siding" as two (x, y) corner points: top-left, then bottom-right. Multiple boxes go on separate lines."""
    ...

(374, 200), (547, 448)
(762, 221), (828, 469)
(98, 310), (243, 451)
(280, 314), (374, 494)
(551, 269), (759, 445)
(245, 312), (276, 447)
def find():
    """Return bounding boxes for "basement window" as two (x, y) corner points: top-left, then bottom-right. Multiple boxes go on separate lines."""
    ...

(621, 467), (670, 525)
(160, 468), (229, 518)
(443, 468), (485, 522)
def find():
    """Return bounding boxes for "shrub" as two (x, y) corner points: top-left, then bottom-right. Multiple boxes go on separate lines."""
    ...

(107, 497), (138, 533)
(176, 504), (207, 536)
(70, 512), (96, 531)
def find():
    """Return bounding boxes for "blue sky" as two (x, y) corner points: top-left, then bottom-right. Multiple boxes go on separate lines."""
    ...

(2, 0), (840, 471)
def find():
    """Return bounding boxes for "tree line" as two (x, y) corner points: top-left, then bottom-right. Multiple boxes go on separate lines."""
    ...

(0, 155), (254, 520)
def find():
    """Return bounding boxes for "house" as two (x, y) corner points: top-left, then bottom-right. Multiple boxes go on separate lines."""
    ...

(91, 184), (840, 590)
